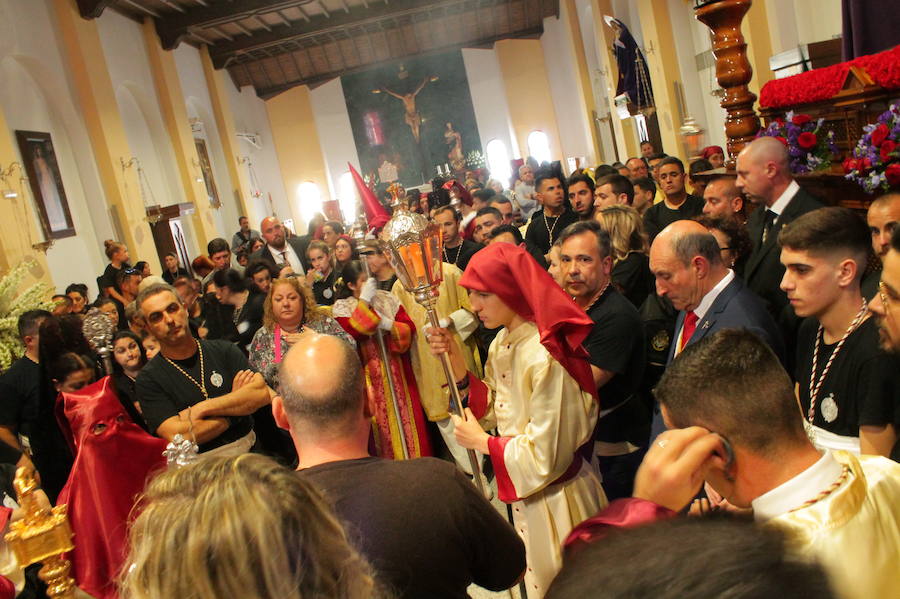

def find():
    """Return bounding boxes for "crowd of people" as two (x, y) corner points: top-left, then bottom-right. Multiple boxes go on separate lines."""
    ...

(0, 135), (897, 598)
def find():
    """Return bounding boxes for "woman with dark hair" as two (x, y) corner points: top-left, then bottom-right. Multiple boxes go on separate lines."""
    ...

(34, 314), (97, 503)
(332, 261), (432, 459)
(333, 234), (359, 274)
(245, 260), (276, 296)
(110, 330), (149, 431)
(94, 297), (121, 330)
(249, 238), (265, 255)
(212, 268), (265, 352)
(134, 261), (151, 279)
(693, 214), (752, 277)
(321, 221), (344, 249)
(65, 283), (90, 316)
(162, 252), (189, 284)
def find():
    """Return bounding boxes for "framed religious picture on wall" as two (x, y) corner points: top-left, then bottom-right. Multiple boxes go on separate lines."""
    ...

(15, 130), (76, 240)
(195, 138), (221, 208)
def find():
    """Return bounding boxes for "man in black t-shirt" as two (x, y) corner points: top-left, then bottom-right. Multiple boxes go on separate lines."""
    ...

(273, 333), (525, 598)
(643, 157), (704, 243)
(433, 206), (482, 272)
(525, 170), (578, 258)
(780, 207), (895, 455)
(0, 310), (50, 460)
(558, 221), (647, 499)
(135, 284), (270, 454)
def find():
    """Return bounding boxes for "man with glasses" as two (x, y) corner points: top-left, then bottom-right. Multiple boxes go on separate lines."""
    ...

(135, 283), (270, 455)
(867, 225), (900, 460)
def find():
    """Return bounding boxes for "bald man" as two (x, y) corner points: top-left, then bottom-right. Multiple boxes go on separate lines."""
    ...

(702, 176), (746, 225)
(650, 220), (783, 364)
(863, 194), (900, 299)
(736, 137), (822, 320)
(648, 220), (783, 440)
(273, 333), (525, 598)
(250, 216), (309, 274)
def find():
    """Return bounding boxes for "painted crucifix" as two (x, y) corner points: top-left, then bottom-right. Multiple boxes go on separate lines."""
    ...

(379, 76), (432, 143)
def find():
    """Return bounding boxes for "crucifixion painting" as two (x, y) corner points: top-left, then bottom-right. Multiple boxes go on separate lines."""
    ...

(378, 76), (432, 143)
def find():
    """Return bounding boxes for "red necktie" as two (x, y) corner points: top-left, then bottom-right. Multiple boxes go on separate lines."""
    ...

(679, 311), (698, 352)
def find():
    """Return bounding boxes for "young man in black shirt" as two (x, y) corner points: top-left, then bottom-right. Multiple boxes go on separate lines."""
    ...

(558, 221), (647, 499)
(135, 283), (270, 454)
(525, 170), (578, 258)
(274, 333), (525, 599)
(433, 205), (482, 272)
(780, 207), (895, 455)
(643, 156), (704, 242)
(0, 310), (51, 461)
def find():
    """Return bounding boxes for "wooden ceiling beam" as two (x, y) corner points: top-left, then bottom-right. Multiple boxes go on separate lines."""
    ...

(208, 0), (479, 68)
(155, 0), (316, 49)
(77, 0), (114, 18)
(250, 23), (544, 99)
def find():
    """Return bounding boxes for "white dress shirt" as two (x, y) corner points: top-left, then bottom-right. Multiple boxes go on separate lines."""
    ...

(267, 243), (304, 275)
(768, 180), (800, 224)
(674, 270), (735, 353)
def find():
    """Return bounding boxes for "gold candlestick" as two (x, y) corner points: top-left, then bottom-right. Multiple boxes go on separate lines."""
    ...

(5, 468), (76, 598)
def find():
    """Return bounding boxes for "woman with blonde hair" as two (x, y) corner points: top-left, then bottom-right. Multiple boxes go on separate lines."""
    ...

(596, 205), (654, 308)
(100, 240), (132, 305)
(120, 454), (384, 599)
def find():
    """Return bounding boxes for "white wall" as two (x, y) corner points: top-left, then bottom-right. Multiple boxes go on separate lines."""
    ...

(226, 83), (290, 228)
(541, 5), (595, 165)
(0, 0), (113, 296)
(173, 44), (236, 242)
(462, 48), (519, 163)
(308, 77), (359, 206)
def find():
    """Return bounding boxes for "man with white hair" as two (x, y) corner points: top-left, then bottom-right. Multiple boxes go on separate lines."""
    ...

(514, 164), (538, 219)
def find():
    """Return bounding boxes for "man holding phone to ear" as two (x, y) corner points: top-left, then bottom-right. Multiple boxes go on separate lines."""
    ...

(648, 328), (900, 599)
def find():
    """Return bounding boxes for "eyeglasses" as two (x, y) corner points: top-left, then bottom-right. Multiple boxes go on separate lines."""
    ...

(718, 247), (733, 252)
(122, 267), (139, 275)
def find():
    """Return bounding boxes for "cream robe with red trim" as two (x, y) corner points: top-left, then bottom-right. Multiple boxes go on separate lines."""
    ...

(469, 321), (606, 597)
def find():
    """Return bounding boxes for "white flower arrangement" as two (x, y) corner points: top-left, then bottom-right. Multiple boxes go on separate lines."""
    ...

(0, 261), (55, 371)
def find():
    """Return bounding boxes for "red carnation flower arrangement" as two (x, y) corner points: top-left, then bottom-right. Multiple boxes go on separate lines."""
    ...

(845, 105), (900, 192)
(757, 111), (838, 174)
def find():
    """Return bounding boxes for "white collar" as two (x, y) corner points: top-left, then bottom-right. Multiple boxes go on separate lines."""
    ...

(768, 180), (800, 218)
(751, 450), (843, 522)
(692, 269), (735, 322)
(268, 243), (294, 257)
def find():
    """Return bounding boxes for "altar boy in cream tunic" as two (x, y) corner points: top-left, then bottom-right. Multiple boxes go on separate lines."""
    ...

(428, 243), (605, 597)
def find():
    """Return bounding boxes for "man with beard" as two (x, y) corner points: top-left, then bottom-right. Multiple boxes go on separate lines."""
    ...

(135, 284), (270, 454)
(567, 172), (596, 221)
(866, 225), (900, 461)
(251, 216), (308, 274)
(863, 193), (900, 299)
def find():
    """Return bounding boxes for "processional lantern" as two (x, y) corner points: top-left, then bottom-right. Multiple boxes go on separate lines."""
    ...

(83, 307), (114, 375)
(382, 209), (487, 495)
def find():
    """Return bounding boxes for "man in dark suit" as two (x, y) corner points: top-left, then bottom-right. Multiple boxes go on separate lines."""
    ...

(250, 216), (309, 274)
(737, 137), (823, 319)
(648, 220), (783, 440)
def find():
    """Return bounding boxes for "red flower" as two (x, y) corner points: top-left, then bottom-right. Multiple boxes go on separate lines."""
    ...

(775, 136), (789, 146)
(861, 157), (873, 173)
(886, 163), (900, 187)
(881, 140), (897, 162)
(792, 114), (812, 126)
(775, 118), (785, 126)
(872, 123), (890, 147)
(843, 158), (858, 173)
(797, 132), (818, 150)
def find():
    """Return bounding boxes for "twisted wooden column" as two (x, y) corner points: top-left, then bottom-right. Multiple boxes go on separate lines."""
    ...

(695, 0), (761, 166)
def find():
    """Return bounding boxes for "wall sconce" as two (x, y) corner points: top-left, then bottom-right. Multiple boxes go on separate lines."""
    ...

(0, 162), (24, 199)
(190, 158), (204, 183)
